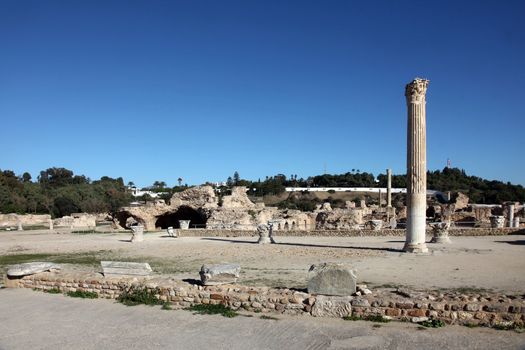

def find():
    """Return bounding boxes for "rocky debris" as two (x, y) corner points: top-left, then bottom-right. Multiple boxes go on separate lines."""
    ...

(179, 220), (190, 229)
(453, 192), (470, 211)
(356, 284), (372, 295)
(130, 225), (144, 242)
(53, 213), (96, 228)
(206, 209), (254, 230)
(257, 224), (275, 244)
(200, 263), (241, 286)
(221, 187), (256, 209)
(170, 186), (218, 209)
(320, 202), (332, 211)
(0, 214), (51, 229)
(311, 295), (352, 317)
(490, 216), (505, 228)
(315, 209), (364, 230)
(307, 262), (356, 296)
(7, 262), (61, 277)
(369, 220), (383, 231)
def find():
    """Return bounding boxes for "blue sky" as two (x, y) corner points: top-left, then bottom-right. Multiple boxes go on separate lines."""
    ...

(1, 0), (524, 187)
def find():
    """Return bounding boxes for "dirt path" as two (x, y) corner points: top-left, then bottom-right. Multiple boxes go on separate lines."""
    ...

(1, 289), (524, 350)
(1, 231), (524, 292)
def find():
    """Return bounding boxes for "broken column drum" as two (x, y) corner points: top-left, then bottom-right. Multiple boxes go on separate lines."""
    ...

(130, 225), (144, 243)
(507, 204), (514, 228)
(404, 78), (429, 253)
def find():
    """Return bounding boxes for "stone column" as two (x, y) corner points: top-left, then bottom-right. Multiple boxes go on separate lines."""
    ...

(49, 219), (54, 231)
(404, 78), (429, 253)
(17, 221), (23, 231)
(507, 204), (514, 228)
(130, 225), (144, 243)
(386, 168), (392, 208)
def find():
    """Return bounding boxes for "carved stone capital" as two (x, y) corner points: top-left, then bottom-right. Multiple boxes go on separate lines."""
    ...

(405, 78), (429, 104)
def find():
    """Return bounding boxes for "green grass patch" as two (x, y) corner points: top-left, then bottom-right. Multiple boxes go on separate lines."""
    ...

(186, 304), (238, 318)
(260, 315), (279, 320)
(464, 323), (479, 328)
(116, 286), (161, 306)
(46, 287), (61, 294)
(343, 314), (390, 323)
(71, 230), (98, 234)
(66, 290), (98, 299)
(161, 302), (172, 310)
(419, 319), (446, 328)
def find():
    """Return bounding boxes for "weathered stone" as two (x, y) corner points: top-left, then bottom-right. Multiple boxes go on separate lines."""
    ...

(369, 220), (383, 231)
(130, 225), (144, 242)
(490, 216), (505, 228)
(307, 262), (356, 296)
(100, 261), (152, 277)
(311, 295), (352, 317)
(257, 224), (275, 244)
(178, 220), (190, 229)
(167, 227), (178, 237)
(200, 264), (240, 286)
(7, 262), (61, 277)
(429, 221), (452, 244)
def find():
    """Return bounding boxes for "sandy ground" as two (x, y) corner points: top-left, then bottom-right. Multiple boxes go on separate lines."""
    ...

(1, 230), (524, 292)
(1, 289), (524, 350)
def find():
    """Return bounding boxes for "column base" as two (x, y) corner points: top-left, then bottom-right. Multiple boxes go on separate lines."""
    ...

(403, 242), (428, 253)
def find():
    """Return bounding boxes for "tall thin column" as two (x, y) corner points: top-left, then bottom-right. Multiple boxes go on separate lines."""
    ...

(404, 78), (429, 253)
(387, 168), (392, 208)
(508, 204), (514, 228)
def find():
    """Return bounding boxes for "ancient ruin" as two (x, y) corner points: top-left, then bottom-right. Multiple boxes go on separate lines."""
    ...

(404, 78), (429, 253)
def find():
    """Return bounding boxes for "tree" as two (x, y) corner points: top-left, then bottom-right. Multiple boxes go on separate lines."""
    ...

(153, 181), (166, 189)
(178, 177), (183, 186)
(226, 176), (233, 187)
(127, 181), (135, 187)
(233, 171), (240, 185)
(21, 172), (32, 183)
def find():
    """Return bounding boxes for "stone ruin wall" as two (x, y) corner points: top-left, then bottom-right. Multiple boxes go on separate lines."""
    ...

(113, 186), (525, 232)
(7, 271), (525, 328)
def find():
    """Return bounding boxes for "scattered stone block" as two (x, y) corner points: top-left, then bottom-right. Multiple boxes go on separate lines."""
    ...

(200, 263), (240, 285)
(307, 262), (356, 296)
(7, 262), (61, 277)
(101, 261), (152, 277)
(311, 295), (352, 317)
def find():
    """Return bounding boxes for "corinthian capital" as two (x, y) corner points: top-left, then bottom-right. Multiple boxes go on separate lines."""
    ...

(405, 78), (429, 104)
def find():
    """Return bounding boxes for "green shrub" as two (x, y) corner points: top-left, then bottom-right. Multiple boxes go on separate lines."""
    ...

(186, 304), (238, 318)
(66, 290), (98, 299)
(46, 287), (61, 294)
(343, 314), (390, 323)
(116, 285), (161, 306)
(419, 319), (446, 328)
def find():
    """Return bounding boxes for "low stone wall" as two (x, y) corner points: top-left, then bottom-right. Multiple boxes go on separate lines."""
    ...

(6, 272), (524, 328)
(178, 228), (524, 237)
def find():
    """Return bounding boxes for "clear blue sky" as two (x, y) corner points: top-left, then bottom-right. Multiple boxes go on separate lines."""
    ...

(1, 0), (524, 187)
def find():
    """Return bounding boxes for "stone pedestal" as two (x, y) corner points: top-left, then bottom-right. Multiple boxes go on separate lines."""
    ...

(17, 221), (23, 231)
(130, 225), (144, 243)
(49, 219), (54, 230)
(369, 220), (383, 231)
(429, 222), (452, 244)
(513, 217), (520, 228)
(404, 78), (429, 253)
(257, 223), (275, 244)
(167, 226), (178, 238)
(178, 220), (190, 229)
(490, 216), (505, 228)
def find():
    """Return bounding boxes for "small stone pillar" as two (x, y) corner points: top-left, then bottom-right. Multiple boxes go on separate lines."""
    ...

(429, 222), (452, 244)
(507, 204), (515, 228)
(167, 226), (178, 238)
(513, 217), (520, 228)
(257, 223), (275, 244)
(130, 225), (144, 242)
(178, 220), (190, 229)
(49, 219), (54, 230)
(17, 221), (23, 231)
(404, 78), (429, 253)
(490, 216), (505, 228)
(386, 168), (392, 208)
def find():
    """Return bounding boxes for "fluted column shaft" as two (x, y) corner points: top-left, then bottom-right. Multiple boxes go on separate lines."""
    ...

(387, 168), (392, 208)
(404, 78), (429, 253)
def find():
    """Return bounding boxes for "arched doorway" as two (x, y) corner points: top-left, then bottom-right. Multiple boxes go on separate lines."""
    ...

(155, 206), (207, 229)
